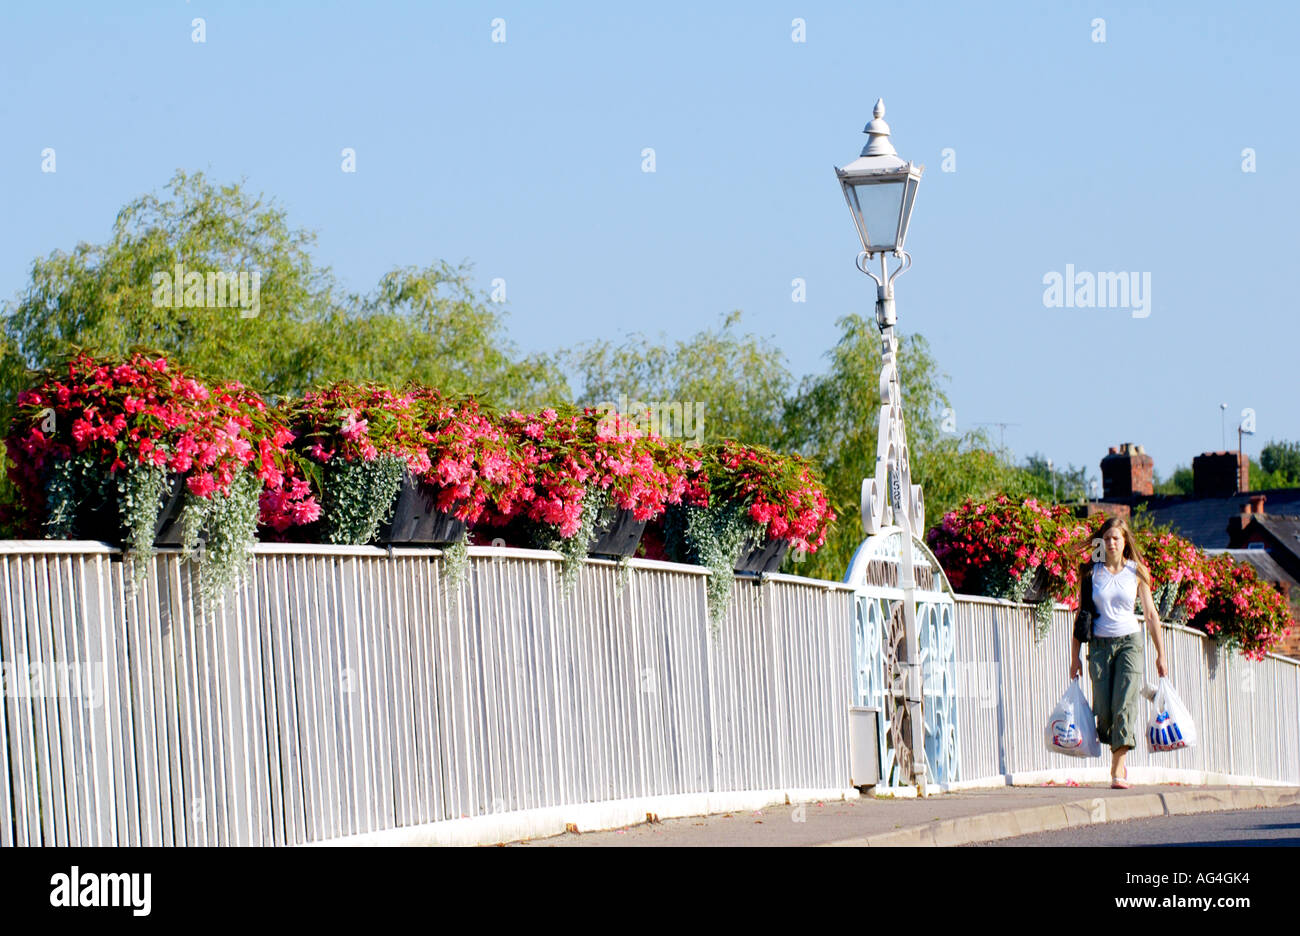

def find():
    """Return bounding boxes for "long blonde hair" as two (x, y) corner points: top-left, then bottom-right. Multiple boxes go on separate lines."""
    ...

(1094, 516), (1151, 589)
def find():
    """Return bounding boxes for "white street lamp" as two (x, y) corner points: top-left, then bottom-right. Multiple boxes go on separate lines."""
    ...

(837, 98), (929, 793)
(836, 101), (923, 254)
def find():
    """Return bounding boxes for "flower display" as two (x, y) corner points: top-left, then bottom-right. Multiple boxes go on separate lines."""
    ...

(495, 406), (590, 538)
(280, 382), (433, 544)
(4, 350), (312, 603)
(485, 406), (701, 536)
(926, 494), (1089, 605)
(286, 382), (431, 472)
(695, 440), (835, 554)
(927, 494), (1295, 660)
(1130, 528), (1208, 618)
(1190, 554), (1293, 662)
(474, 406), (707, 594)
(2, 354), (841, 616)
(7, 352), (268, 520)
(659, 440), (836, 627)
(406, 387), (529, 526)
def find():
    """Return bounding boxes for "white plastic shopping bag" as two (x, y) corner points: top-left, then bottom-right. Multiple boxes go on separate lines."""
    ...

(1046, 678), (1101, 758)
(1147, 677), (1197, 752)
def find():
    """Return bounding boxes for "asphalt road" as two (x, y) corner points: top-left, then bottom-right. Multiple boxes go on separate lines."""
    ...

(971, 805), (1300, 846)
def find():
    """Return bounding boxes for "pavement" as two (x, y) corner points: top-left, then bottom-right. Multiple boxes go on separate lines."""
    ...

(971, 803), (1300, 846)
(504, 783), (1300, 847)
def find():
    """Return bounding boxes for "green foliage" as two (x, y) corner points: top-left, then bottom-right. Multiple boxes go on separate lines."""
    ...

(320, 456), (406, 545)
(913, 441), (1025, 533)
(1260, 439), (1300, 483)
(568, 309), (790, 447)
(2, 171), (327, 414)
(42, 455), (102, 539)
(1249, 441), (1300, 491)
(442, 529), (470, 594)
(1017, 452), (1089, 503)
(119, 463), (169, 591)
(1154, 464), (1194, 495)
(321, 263), (569, 410)
(0, 171), (567, 427)
(181, 471), (262, 610)
(664, 501), (762, 628)
(780, 315), (1013, 580)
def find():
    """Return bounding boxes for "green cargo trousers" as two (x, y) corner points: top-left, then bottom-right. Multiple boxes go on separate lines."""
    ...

(1087, 631), (1144, 751)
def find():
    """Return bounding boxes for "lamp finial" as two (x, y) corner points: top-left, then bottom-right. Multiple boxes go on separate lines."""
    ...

(862, 98), (897, 157)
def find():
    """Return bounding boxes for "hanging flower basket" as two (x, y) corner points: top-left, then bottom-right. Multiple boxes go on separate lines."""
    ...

(1020, 566), (1052, 604)
(78, 472), (189, 546)
(281, 382), (431, 545)
(378, 470), (467, 546)
(587, 506), (646, 559)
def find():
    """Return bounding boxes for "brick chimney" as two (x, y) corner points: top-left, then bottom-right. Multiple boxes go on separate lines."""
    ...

(1193, 451), (1248, 497)
(1229, 494), (1269, 545)
(1100, 442), (1153, 499)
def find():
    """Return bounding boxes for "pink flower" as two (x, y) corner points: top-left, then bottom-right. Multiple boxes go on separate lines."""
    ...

(340, 411), (368, 442)
(187, 473), (217, 498)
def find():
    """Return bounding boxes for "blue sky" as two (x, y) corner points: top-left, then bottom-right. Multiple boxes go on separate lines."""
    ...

(1, 1), (1296, 487)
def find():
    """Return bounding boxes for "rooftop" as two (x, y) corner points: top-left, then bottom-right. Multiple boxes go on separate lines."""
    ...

(1203, 548), (1299, 591)
(1133, 488), (1300, 548)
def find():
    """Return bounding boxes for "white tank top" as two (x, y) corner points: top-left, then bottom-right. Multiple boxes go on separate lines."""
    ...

(1091, 560), (1141, 637)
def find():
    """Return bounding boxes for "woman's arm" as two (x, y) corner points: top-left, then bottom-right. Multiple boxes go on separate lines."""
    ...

(1070, 563), (1087, 680)
(1137, 578), (1169, 677)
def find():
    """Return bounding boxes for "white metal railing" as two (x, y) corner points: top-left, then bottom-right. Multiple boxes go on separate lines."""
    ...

(2, 543), (1295, 847)
(951, 596), (1300, 785)
(0, 544), (853, 846)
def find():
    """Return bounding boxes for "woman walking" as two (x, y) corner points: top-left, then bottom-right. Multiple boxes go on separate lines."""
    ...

(1069, 517), (1168, 788)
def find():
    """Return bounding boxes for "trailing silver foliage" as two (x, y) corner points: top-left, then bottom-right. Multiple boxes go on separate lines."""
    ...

(666, 502), (763, 631)
(320, 455), (406, 545)
(42, 455), (98, 539)
(442, 528), (470, 594)
(181, 470), (262, 611)
(118, 462), (169, 592)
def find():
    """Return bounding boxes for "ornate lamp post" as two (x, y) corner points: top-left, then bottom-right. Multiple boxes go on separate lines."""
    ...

(836, 99), (928, 791)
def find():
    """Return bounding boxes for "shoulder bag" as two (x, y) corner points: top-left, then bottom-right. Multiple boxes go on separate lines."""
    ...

(1073, 562), (1095, 642)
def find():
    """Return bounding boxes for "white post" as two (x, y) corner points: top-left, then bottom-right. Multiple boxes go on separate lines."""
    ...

(877, 279), (928, 795)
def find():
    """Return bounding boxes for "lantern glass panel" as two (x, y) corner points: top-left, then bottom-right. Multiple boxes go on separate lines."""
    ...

(851, 178), (906, 252)
(896, 176), (920, 250)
